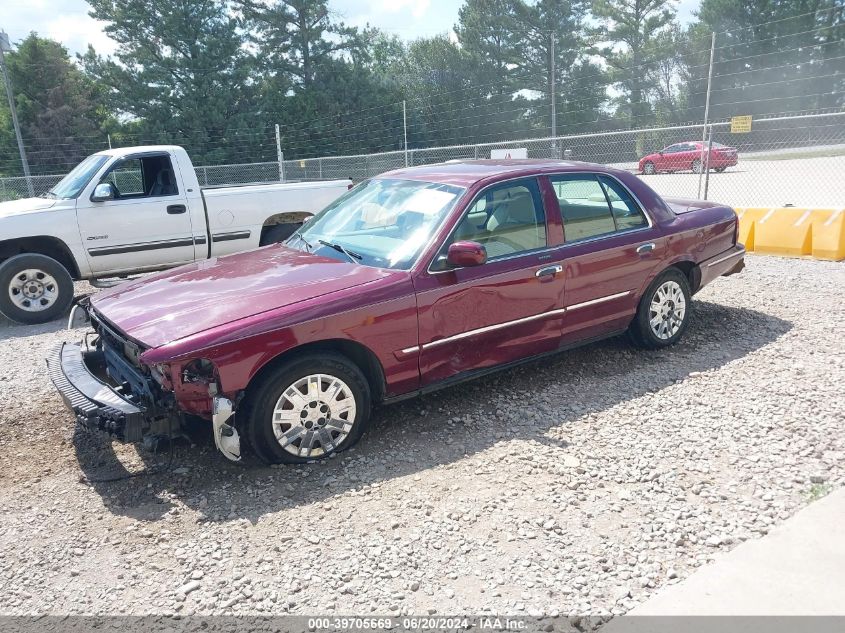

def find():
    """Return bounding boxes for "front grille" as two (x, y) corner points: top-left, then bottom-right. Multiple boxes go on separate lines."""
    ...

(91, 311), (145, 368)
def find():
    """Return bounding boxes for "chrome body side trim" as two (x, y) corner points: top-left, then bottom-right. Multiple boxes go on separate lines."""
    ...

(421, 307), (567, 350)
(706, 248), (745, 267)
(567, 290), (632, 311)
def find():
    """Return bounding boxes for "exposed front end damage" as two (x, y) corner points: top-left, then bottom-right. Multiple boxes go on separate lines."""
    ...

(48, 303), (242, 461)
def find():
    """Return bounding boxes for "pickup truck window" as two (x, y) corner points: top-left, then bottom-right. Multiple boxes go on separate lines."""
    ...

(294, 178), (464, 270)
(44, 154), (109, 199)
(97, 154), (178, 199)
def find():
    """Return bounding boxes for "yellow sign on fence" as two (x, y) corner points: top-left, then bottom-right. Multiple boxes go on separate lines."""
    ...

(730, 115), (752, 133)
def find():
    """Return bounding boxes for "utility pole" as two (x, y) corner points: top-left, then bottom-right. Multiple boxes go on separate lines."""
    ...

(275, 124), (284, 182)
(697, 32), (716, 199)
(550, 32), (556, 155)
(0, 31), (34, 197)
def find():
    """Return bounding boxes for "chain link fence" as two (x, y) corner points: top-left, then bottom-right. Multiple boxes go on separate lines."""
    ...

(2, 112), (843, 208)
(283, 111), (845, 208)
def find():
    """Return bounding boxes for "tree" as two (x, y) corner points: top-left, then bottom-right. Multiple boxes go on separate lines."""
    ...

(241, 0), (363, 89)
(593, 0), (678, 127)
(0, 35), (110, 176)
(82, 0), (262, 165)
(456, 0), (521, 96)
(512, 0), (607, 136)
(688, 0), (845, 119)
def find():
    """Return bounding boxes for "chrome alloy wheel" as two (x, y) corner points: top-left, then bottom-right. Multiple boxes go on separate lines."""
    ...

(8, 269), (59, 312)
(271, 374), (357, 458)
(649, 280), (687, 340)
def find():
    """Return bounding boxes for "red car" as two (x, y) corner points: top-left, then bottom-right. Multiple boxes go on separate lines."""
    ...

(48, 160), (745, 464)
(639, 142), (738, 175)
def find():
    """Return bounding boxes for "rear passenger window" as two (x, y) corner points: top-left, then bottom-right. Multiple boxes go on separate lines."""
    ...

(598, 175), (648, 231)
(550, 175), (616, 242)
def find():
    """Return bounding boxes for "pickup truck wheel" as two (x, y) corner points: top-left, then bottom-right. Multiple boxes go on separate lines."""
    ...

(629, 269), (691, 349)
(260, 223), (301, 246)
(243, 353), (371, 464)
(0, 253), (74, 325)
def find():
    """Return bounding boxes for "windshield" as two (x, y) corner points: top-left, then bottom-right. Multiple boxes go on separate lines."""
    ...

(44, 154), (110, 199)
(290, 178), (465, 269)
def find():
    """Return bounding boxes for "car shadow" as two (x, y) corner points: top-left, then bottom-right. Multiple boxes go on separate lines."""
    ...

(73, 300), (791, 523)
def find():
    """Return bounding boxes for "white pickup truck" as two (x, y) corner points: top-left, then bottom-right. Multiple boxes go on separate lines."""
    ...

(0, 145), (351, 324)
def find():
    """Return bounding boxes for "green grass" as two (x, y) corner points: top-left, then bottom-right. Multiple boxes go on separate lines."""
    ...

(808, 483), (833, 502)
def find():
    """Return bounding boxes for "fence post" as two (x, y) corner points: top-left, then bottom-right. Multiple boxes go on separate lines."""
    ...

(697, 31), (716, 199)
(703, 125), (714, 200)
(202, 166), (208, 186)
(403, 100), (409, 168)
(275, 124), (285, 182)
(319, 158), (323, 179)
(1, 177), (5, 201)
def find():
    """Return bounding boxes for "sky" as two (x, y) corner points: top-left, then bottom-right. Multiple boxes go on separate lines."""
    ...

(2, 0), (702, 58)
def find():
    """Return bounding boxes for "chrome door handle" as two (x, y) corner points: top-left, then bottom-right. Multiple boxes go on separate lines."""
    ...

(535, 264), (563, 278)
(636, 242), (656, 254)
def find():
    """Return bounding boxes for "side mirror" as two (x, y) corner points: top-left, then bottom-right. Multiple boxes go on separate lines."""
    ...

(658, 151), (664, 156)
(447, 241), (487, 268)
(91, 182), (115, 202)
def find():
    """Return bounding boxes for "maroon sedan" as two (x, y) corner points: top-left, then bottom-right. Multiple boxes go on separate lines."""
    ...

(639, 142), (738, 175)
(48, 160), (745, 464)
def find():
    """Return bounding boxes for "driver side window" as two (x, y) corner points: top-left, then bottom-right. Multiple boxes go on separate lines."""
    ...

(101, 158), (144, 197)
(97, 155), (178, 200)
(441, 179), (547, 263)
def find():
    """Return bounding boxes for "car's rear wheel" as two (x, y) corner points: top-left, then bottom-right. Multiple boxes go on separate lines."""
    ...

(629, 268), (692, 349)
(0, 253), (74, 325)
(691, 158), (703, 173)
(642, 161), (656, 175)
(242, 353), (371, 464)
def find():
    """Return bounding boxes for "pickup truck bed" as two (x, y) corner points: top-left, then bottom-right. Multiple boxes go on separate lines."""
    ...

(0, 144), (351, 324)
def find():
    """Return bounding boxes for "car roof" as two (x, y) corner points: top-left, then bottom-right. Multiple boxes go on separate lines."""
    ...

(379, 159), (624, 187)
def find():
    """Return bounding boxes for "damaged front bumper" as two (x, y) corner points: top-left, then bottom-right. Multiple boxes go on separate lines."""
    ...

(46, 341), (243, 462)
(46, 342), (147, 442)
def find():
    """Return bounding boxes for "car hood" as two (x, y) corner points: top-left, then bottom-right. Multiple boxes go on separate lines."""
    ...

(91, 245), (399, 348)
(0, 197), (59, 218)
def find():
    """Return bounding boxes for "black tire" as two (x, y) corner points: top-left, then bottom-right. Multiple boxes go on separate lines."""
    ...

(260, 223), (301, 246)
(628, 268), (692, 350)
(241, 353), (372, 464)
(714, 166), (726, 173)
(642, 161), (656, 175)
(0, 253), (74, 325)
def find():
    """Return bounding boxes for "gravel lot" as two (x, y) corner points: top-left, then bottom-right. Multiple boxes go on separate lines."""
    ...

(0, 255), (843, 621)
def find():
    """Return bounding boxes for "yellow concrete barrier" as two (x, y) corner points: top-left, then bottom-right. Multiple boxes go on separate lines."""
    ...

(811, 209), (845, 261)
(732, 207), (845, 261)
(735, 208), (770, 251)
(754, 207), (814, 256)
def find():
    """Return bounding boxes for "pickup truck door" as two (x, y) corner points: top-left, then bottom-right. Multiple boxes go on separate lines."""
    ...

(76, 152), (200, 276)
(414, 177), (567, 386)
(548, 173), (662, 344)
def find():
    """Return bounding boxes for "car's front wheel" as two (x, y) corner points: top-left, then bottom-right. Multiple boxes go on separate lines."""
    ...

(629, 268), (692, 349)
(0, 253), (74, 325)
(642, 161), (656, 175)
(242, 353), (372, 464)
